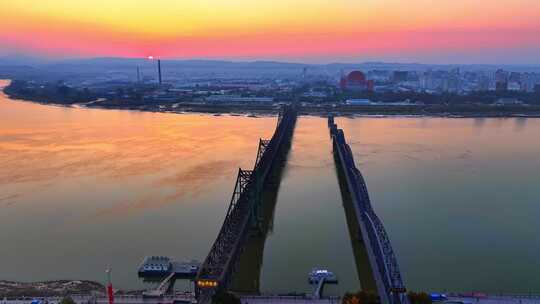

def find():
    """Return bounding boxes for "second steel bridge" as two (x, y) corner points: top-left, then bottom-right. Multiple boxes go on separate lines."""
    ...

(329, 115), (407, 304)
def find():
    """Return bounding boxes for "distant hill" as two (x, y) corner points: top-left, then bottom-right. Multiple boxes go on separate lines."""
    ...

(1, 56), (540, 81)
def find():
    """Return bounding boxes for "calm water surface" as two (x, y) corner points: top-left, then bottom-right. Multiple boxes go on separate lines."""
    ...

(1, 80), (539, 294)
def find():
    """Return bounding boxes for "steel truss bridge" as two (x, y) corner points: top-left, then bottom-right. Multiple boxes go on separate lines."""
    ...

(195, 106), (297, 303)
(328, 115), (407, 304)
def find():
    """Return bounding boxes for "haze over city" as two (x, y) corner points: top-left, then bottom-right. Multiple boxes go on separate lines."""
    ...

(1, 0), (540, 64)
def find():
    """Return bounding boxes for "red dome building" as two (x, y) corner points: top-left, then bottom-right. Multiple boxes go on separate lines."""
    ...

(348, 71), (367, 83)
(340, 70), (374, 92)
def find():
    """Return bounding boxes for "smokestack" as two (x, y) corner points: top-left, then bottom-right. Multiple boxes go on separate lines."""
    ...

(136, 66), (140, 83)
(158, 59), (162, 85)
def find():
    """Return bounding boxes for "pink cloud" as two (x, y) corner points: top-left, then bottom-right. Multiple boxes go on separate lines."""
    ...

(1, 26), (539, 63)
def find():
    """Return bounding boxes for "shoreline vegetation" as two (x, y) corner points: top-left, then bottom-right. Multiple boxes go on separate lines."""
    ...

(0, 280), (104, 297)
(4, 81), (540, 118)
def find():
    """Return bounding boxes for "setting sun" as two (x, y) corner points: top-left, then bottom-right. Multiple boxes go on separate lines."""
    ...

(1, 0), (539, 63)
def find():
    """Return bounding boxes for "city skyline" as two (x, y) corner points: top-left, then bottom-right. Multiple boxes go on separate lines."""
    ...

(1, 0), (540, 64)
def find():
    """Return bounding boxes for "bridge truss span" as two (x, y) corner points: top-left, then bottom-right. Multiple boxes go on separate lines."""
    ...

(196, 106), (297, 302)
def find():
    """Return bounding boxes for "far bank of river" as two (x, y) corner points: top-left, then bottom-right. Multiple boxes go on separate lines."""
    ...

(5, 81), (540, 118)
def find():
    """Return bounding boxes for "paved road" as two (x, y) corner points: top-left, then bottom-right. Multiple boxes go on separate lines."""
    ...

(3, 294), (539, 304)
(240, 296), (341, 304)
(449, 297), (540, 304)
(0, 294), (195, 304)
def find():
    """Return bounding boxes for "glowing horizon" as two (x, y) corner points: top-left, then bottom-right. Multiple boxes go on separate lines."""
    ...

(1, 0), (540, 64)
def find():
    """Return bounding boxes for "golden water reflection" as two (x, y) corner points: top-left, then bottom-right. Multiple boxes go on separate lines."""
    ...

(2, 79), (540, 293)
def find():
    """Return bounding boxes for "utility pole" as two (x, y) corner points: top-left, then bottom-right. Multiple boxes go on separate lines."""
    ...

(106, 268), (114, 304)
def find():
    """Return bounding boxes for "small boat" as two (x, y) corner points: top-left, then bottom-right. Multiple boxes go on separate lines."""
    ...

(308, 269), (338, 284)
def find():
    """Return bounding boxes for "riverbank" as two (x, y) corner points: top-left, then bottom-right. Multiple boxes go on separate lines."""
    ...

(12, 96), (540, 118)
(87, 101), (540, 118)
(0, 281), (104, 297)
(5, 83), (540, 118)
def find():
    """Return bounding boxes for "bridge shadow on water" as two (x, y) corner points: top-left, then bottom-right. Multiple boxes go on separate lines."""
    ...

(332, 143), (378, 295)
(229, 121), (377, 297)
(229, 123), (295, 295)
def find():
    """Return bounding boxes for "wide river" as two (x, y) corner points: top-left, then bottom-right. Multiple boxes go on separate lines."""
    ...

(1, 80), (539, 295)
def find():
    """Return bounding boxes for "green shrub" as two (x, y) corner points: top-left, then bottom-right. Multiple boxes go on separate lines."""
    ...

(212, 290), (241, 304)
(407, 291), (432, 304)
(342, 291), (380, 304)
(59, 296), (76, 304)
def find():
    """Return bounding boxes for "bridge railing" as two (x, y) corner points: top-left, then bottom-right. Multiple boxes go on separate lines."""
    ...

(329, 117), (407, 304)
(349, 166), (404, 291)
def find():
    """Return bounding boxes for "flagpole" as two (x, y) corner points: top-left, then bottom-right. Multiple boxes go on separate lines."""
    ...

(106, 268), (114, 304)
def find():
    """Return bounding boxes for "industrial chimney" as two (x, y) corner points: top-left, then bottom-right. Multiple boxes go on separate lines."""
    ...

(158, 59), (162, 85)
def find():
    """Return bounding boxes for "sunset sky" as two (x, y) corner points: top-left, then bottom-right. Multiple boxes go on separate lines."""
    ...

(1, 0), (539, 63)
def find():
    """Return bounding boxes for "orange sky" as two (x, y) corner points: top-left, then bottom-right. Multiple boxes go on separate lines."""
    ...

(1, 0), (539, 63)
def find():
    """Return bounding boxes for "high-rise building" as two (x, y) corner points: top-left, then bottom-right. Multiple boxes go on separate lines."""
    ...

(521, 73), (538, 92)
(495, 69), (508, 92)
(443, 75), (460, 93)
(477, 75), (490, 91)
(509, 72), (521, 83)
(392, 71), (408, 83)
